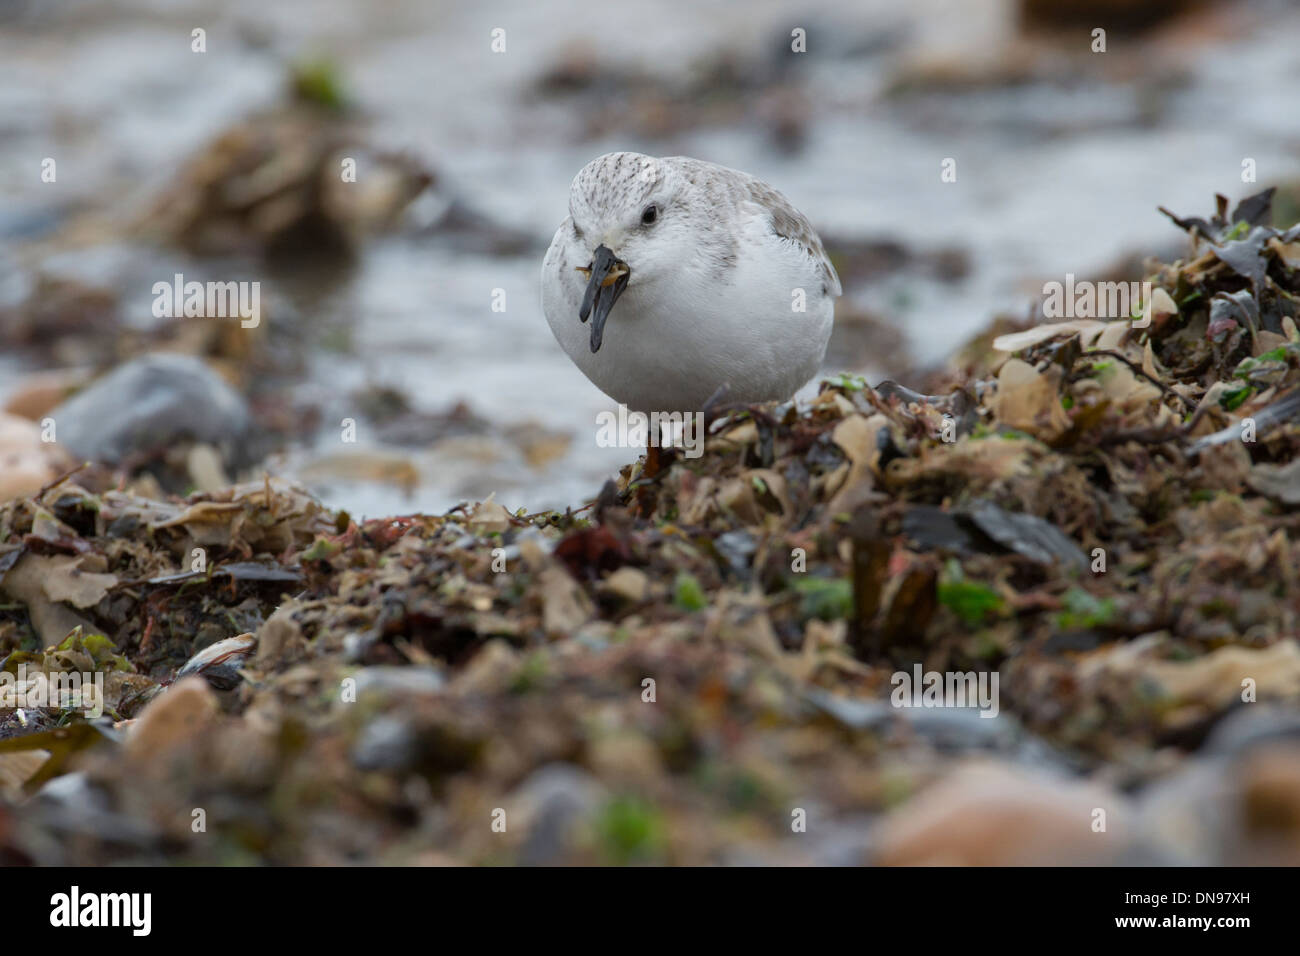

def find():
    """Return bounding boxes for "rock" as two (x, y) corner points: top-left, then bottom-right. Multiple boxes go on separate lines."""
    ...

(874, 760), (1133, 865)
(47, 353), (250, 466)
(352, 666), (445, 699)
(1205, 704), (1300, 756)
(586, 733), (663, 787)
(125, 677), (220, 760)
(809, 688), (1076, 769)
(1134, 756), (1228, 865)
(511, 763), (606, 866)
(799, 815), (876, 867)
(1238, 745), (1300, 863)
(539, 565), (593, 638)
(0, 412), (66, 501)
(352, 717), (419, 772)
(1137, 741), (1300, 865)
(2, 368), (85, 421)
(25, 772), (161, 859)
(452, 639), (520, 695)
(599, 567), (648, 603)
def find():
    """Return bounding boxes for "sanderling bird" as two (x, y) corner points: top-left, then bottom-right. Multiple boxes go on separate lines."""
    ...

(542, 152), (840, 413)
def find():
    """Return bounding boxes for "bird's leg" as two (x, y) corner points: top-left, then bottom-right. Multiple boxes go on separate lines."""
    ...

(622, 442), (665, 519)
(643, 435), (667, 479)
(701, 383), (732, 427)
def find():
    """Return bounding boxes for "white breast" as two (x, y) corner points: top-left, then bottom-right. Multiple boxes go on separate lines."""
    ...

(542, 212), (835, 414)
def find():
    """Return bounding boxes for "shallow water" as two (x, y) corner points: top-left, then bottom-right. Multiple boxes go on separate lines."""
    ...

(2, 0), (1298, 516)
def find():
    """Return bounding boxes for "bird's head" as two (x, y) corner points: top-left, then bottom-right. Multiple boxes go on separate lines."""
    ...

(567, 152), (694, 352)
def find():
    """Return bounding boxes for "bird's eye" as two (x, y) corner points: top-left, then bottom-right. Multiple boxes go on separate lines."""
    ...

(641, 204), (658, 226)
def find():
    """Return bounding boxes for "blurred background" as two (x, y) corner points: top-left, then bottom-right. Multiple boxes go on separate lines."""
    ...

(1, 0), (1298, 517)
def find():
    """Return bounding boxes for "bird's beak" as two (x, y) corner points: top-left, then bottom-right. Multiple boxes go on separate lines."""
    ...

(575, 244), (630, 353)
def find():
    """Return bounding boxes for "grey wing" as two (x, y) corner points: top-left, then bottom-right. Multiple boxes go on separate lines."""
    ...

(664, 155), (842, 297)
(744, 178), (842, 297)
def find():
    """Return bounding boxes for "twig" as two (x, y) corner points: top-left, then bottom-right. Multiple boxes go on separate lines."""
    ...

(34, 461), (90, 500)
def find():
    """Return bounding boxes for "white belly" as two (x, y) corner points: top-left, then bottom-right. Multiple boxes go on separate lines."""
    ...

(542, 229), (834, 413)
